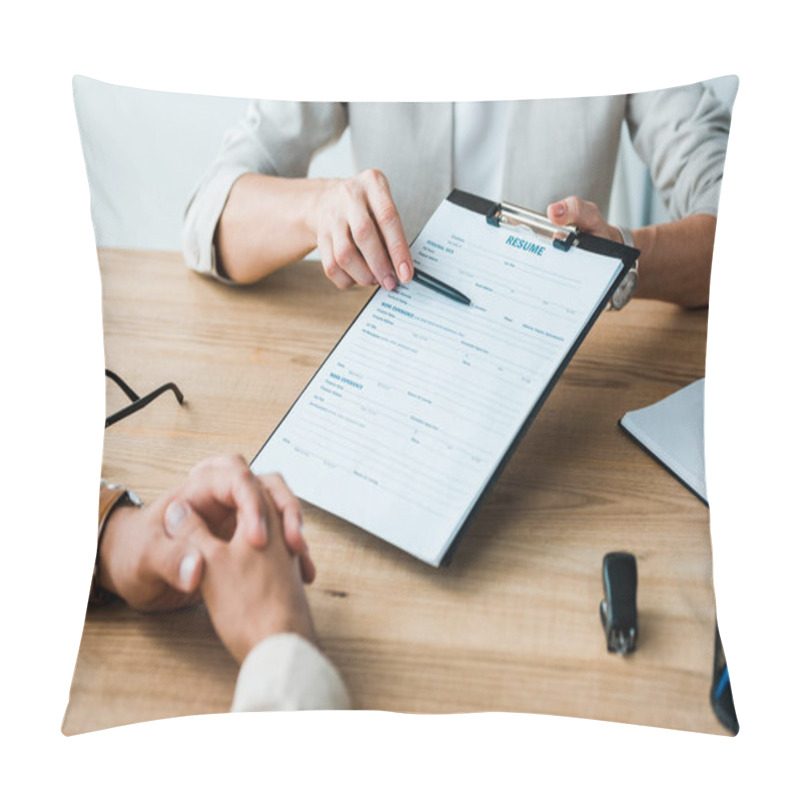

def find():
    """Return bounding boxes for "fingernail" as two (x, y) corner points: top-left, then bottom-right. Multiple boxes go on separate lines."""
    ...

(179, 550), (200, 591)
(382, 275), (397, 291)
(165, 501), (187, 536)
(398, 261), (411, 282)
(552, 202), (565, 217)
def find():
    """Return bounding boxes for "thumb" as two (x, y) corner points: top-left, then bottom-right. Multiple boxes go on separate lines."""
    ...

(546, 196), (613, 239)
(148, 499), (213, 593)
(547, 196), (581, 226)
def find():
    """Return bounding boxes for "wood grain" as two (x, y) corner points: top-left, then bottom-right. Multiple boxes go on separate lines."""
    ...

(62, 248), (725, 735)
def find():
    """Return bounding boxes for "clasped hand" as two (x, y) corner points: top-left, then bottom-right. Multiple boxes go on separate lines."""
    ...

(98, 455), (315, 662)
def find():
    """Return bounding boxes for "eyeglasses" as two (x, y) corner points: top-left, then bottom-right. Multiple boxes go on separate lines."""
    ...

(105, 369), (185, 428)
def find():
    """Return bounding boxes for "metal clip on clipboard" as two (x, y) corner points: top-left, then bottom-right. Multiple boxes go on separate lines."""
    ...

(486, 201), (579, 251)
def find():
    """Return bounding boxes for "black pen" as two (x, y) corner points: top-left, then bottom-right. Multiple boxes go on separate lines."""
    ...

(412, 268), (472, 306)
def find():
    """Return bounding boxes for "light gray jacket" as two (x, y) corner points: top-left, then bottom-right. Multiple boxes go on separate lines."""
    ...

(183, 84), (730, 280)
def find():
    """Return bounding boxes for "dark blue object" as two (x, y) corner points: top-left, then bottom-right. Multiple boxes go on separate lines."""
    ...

(711, 625), (739, 735)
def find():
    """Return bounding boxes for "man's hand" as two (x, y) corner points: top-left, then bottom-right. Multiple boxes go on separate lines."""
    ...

(97, 493), (205, 612)
(97, 455), (315, 611)
(313, 169), (414, 291)
(164, 491), (315, 665)
(174, 455), (315, 583)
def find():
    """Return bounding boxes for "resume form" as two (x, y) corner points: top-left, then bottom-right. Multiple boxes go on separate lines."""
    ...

(251, 195), (626, 565)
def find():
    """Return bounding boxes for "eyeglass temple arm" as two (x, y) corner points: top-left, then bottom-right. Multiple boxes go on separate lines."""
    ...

(105, 369), (141, 402)
(105, 380), (185, 428)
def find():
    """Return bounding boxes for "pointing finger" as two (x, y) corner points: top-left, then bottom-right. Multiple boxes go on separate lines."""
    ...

(363, 170), (413, 283)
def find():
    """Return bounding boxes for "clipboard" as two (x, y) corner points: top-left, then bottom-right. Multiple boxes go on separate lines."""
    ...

(251, 189), (640, 566)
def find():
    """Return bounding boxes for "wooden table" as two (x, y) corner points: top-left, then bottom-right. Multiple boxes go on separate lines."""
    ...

(63, 248), (725, 735)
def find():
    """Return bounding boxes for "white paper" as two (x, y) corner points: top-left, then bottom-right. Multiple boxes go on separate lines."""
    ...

(252, 199), (624, 564)
(620, 378), (707, 502)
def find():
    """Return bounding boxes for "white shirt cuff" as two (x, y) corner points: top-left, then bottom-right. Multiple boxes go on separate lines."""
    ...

(231, 633), (351, 712)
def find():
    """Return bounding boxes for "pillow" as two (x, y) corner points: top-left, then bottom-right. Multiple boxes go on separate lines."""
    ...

(64, 75), (738, 736)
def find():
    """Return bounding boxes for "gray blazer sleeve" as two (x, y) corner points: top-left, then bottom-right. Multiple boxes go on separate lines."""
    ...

(182, 101), (348, 280)
(626, 83), (732, 220)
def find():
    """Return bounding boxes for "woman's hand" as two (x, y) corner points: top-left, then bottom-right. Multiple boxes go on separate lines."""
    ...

(546, 196), (623, 243)
(313, 169), (414, 291)
(216, 170), (414, 288)
(546, 195), (715, 308)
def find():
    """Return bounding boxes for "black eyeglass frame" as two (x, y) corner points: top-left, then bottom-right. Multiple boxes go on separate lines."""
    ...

(105, 369), (185, 428)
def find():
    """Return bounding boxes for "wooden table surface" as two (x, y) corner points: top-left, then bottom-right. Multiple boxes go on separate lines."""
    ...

(63, 248), (725, 735)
